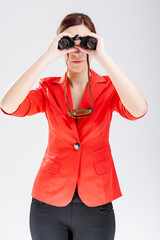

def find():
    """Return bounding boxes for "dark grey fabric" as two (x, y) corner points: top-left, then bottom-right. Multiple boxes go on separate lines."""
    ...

(71, 185), (82, 203)
(29, 198), (115, 240)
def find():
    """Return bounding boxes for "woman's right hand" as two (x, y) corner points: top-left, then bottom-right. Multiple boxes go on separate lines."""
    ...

(45, 32), (76, 61)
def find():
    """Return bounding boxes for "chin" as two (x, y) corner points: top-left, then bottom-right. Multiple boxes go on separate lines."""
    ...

(67, 63), (89, 73)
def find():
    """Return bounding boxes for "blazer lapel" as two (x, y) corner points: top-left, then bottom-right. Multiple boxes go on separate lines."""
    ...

(51, 68), (107, 133)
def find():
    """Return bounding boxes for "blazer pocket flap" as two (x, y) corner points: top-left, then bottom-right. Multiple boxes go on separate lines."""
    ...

(42, 158), (61, 174)
(93, 158), (112, 175)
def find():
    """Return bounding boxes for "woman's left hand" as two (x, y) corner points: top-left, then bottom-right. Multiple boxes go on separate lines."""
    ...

(75, 32), (108, 62)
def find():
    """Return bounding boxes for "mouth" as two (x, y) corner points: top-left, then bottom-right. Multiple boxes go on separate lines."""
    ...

(71, 60), (85, 64)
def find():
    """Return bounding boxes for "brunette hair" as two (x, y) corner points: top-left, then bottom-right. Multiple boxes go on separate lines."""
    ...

(56, 12), (96, 35)
(57, 12), (96, 92)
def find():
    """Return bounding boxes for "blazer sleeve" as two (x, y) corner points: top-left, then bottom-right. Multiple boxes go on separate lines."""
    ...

(0, 83), (46, 117)
(110, 80), (148, 121)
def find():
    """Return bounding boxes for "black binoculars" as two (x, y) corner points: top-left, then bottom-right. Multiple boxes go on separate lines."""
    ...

(58, 34), (97, 50)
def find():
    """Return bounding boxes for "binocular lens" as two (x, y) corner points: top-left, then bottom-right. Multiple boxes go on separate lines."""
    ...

(87, 38), (97, 49)
(59, 39), (69, 49)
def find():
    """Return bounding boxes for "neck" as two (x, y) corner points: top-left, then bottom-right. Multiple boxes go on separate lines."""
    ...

(67, 68), (91, 89)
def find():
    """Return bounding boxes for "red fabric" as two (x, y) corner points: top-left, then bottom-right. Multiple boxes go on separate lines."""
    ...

(0, 68), (148, 207)
(0, 85), (45, 116)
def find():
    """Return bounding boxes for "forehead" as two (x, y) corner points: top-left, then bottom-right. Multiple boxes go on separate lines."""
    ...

(63, 24), (91, 37)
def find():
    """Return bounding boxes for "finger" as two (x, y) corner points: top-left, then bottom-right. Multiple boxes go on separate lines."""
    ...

(65, 47), (77, 54)
(76, 46), (92, 54)
(59, 32), (74, 39)
(86, 32), (100, 40)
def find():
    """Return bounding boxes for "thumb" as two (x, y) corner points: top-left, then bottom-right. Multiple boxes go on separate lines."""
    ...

(65, 48), (76, 54)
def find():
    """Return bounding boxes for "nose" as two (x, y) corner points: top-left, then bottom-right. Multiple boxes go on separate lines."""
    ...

(73, 44), (81, 53)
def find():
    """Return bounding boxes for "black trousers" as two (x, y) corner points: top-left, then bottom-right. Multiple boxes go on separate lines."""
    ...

(29, 197), (116, 240)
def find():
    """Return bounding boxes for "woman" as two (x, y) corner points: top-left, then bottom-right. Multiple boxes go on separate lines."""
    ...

(0, 12), (148, 240)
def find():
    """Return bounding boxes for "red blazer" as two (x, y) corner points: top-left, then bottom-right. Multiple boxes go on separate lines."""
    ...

(0, 68), (148, 207)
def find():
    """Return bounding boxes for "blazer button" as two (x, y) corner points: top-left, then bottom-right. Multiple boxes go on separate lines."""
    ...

(74, 143), (80, 150)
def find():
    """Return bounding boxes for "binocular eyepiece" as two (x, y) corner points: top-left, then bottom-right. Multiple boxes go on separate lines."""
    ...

(58, 34), (97, 50)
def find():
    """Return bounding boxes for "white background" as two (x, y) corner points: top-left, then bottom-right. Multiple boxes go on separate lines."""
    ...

(0, 0), (159, 239)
